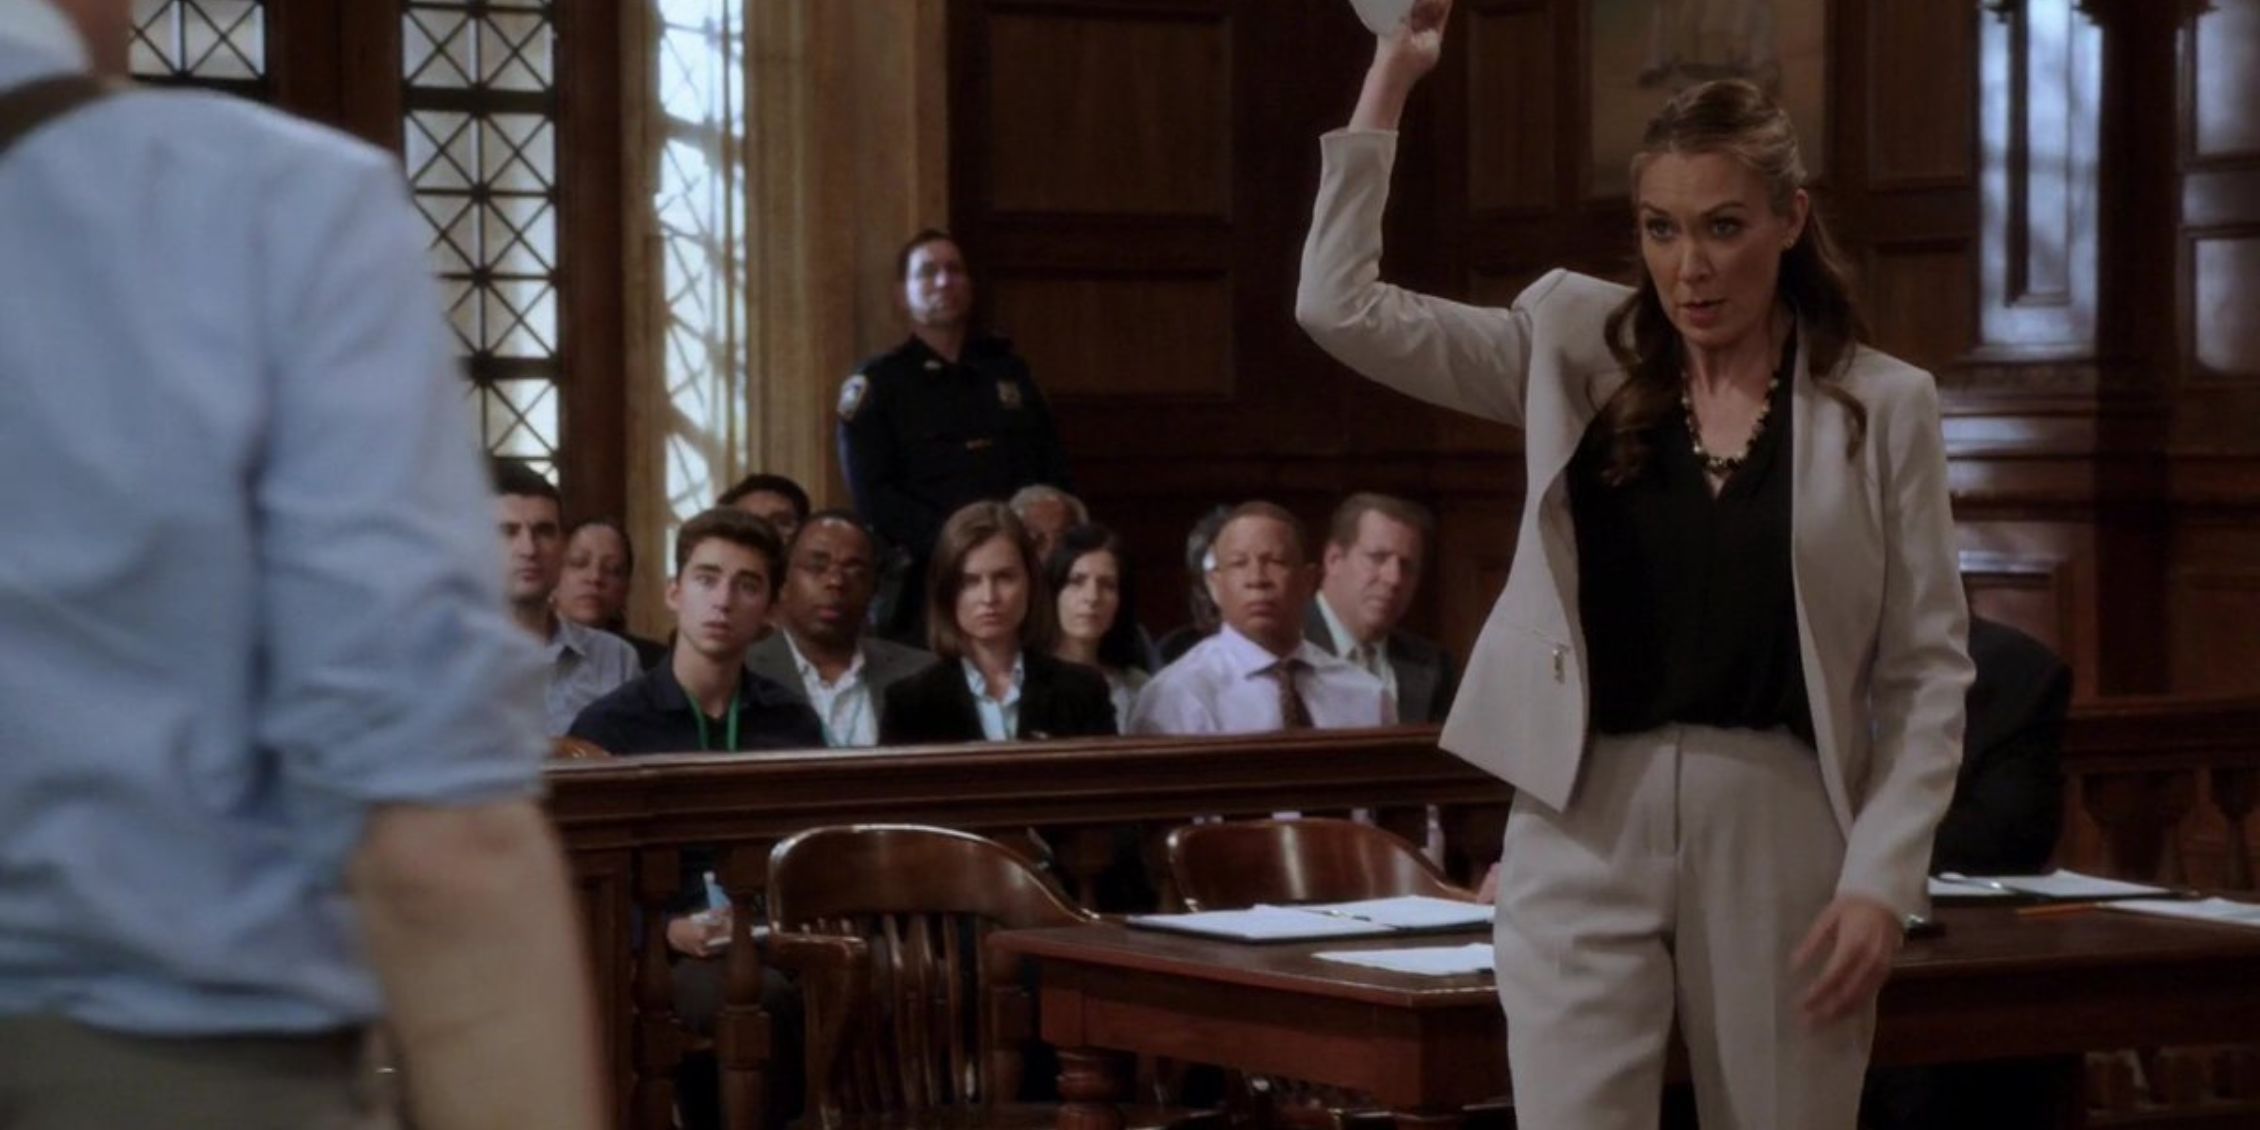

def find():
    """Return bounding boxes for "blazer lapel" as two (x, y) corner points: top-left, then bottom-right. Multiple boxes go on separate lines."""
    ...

(745, 637), (802, 699)
(1525, 364), (1628, 642)
(1016, 656), (1054, 739)
(1390, 635), (1438, 722)
(1785, 328), (1882, 832)
(944, 666), (986, 740)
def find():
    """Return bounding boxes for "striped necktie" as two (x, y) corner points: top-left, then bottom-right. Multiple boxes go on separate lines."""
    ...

(1271, 657), (1313, 730)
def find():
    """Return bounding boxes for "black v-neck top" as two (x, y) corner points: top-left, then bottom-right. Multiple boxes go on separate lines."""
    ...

(1566, 335), (1814, 746)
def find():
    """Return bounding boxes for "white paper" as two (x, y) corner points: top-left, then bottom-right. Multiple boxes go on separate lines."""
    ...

(2105, 898), (2260, 930)
(1928, 876), (2019, 899)
(1349, 0), (1416, 36)
(1128, 906), (1385, 941)
(1316, 942), (1496, 977)
(1301, 895), (1493, 929)
(1965, 869), (2173, 900)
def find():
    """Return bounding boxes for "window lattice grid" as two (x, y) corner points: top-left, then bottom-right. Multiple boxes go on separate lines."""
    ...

(129, 0), (265, 94)
(403, 0), (555, 93)
(404, 0), (561, 468)
(656, 0), (746, 527)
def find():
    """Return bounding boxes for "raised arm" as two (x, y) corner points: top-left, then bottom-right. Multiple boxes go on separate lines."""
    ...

(1294, 0), (1545, 428)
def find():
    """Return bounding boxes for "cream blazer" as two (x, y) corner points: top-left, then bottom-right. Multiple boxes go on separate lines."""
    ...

(1295, 130), (1973, 917)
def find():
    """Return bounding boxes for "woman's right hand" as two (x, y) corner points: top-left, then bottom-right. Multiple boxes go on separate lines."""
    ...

(1352, 0), (1454, 132)
(1372, 0), (1453, 87)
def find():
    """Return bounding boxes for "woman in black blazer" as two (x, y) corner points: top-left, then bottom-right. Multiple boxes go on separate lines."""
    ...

(879, 501), (1116, 744)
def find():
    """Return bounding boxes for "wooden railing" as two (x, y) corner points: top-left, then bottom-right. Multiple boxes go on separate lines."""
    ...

(545, 700), (2260, 1130)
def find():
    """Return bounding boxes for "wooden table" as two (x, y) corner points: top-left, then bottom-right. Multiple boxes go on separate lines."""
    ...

(997, 907), (2260, 1130)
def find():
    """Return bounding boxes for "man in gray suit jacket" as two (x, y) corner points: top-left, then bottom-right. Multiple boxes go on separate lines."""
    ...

(1303, 493), (1459, 724)
(747, 510), (935, 746)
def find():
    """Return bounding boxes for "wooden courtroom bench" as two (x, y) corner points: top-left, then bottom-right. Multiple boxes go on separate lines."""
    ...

(545, 700), (2260, 1130)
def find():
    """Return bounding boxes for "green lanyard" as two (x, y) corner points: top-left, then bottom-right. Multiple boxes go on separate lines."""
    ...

(692, 688), (742, 752)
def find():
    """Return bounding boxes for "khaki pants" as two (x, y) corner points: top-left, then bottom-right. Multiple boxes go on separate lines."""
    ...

(1493, 724), (1875, 1130)
(0, 1014), (392, 1130)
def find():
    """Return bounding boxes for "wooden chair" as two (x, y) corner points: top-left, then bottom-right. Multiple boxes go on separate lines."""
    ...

(767, 824), (1212, 1130)
(1164, 817), (1469, 911)
(1164, 818), (1502, 1130)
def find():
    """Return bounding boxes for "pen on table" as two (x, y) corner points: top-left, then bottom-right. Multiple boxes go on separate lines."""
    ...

(2016, 901), (2104, 918)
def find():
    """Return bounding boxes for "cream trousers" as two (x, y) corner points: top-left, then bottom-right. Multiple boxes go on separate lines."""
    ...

(1493, 723), (1876, 1130)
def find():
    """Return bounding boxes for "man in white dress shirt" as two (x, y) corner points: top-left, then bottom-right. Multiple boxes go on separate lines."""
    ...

(1130, 501), (1392, 734)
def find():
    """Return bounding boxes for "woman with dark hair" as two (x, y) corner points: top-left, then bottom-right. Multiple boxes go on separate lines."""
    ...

(554, 518), (668, 669)
(1045, 524), (1150, 728)
(877, 502), (1116, 744)
(1295, 3), (1971, 1128)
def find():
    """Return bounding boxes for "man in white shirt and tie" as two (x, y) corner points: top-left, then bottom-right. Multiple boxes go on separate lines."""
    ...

(747, 510), (936, 746)
(1306, 492), (1460, 724)
(1130, 501), (1392, 734)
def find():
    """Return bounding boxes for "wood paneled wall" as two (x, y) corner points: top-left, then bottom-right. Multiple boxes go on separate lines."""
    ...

(944, 0), (2260, 693)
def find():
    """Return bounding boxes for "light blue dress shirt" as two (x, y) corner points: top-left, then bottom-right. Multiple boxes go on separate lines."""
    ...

(0, 27), (547, 1035)
(961, 655), (1025, 741)
(546, 617), (640, 734)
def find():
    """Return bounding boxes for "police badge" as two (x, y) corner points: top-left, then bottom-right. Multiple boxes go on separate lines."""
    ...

(996, 380), (1023, 410)
(838, 373), (869, 421)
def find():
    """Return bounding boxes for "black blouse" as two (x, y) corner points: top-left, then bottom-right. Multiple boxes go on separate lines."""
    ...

(1567, 335), (1814, 746)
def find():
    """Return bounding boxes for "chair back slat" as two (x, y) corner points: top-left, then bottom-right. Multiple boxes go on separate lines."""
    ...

(878, 914), (913, 1110)
(770, 825), (1093, 1122)
(1165, 817), (1467, 911)
(944, 914), (972, 1103)
(905, 912), (943, 1108)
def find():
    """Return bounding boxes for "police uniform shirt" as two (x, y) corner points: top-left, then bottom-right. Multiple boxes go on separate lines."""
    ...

(836, 334), (1073, 560)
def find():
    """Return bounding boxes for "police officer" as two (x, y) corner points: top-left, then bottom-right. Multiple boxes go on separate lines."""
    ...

(839, 229), (1073, 642)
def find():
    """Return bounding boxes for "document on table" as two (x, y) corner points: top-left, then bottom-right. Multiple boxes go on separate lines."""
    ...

(1316, 942), (1496, 977)
(1302, 895), (1493, 930)
(1928, 877), (2019, 898)
(1128, 896), (1490, 942)
(1126, 906), (1393, 942)
(2104, 898), (2260, 930)
(1936, 869), (2173, 900)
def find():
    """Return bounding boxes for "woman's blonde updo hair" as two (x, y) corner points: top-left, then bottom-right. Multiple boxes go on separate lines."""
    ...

(1595, 79), (1869, 485)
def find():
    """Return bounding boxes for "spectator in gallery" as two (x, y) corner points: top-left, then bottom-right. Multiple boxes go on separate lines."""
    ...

(878, 501), (1116, 745)
(564, 506), (823, 1130)
(1010, 483), (1089, 562)
(719, 471), (812, 547)
(747, 510), (938, 748)
(566, 507), (820, 756)
(1047, 523), (1154, 730)
(1130, 501), (1392, 735)
(1306, 492), (1460, 724)
(554, 517), (669, 669)
(492, 458), (640, 733)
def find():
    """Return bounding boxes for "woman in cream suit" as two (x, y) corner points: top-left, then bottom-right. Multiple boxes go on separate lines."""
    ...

(1295, 3), (1971, 1128)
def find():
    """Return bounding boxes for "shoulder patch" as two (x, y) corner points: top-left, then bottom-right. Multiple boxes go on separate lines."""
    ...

(838, 373), (870, 421)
